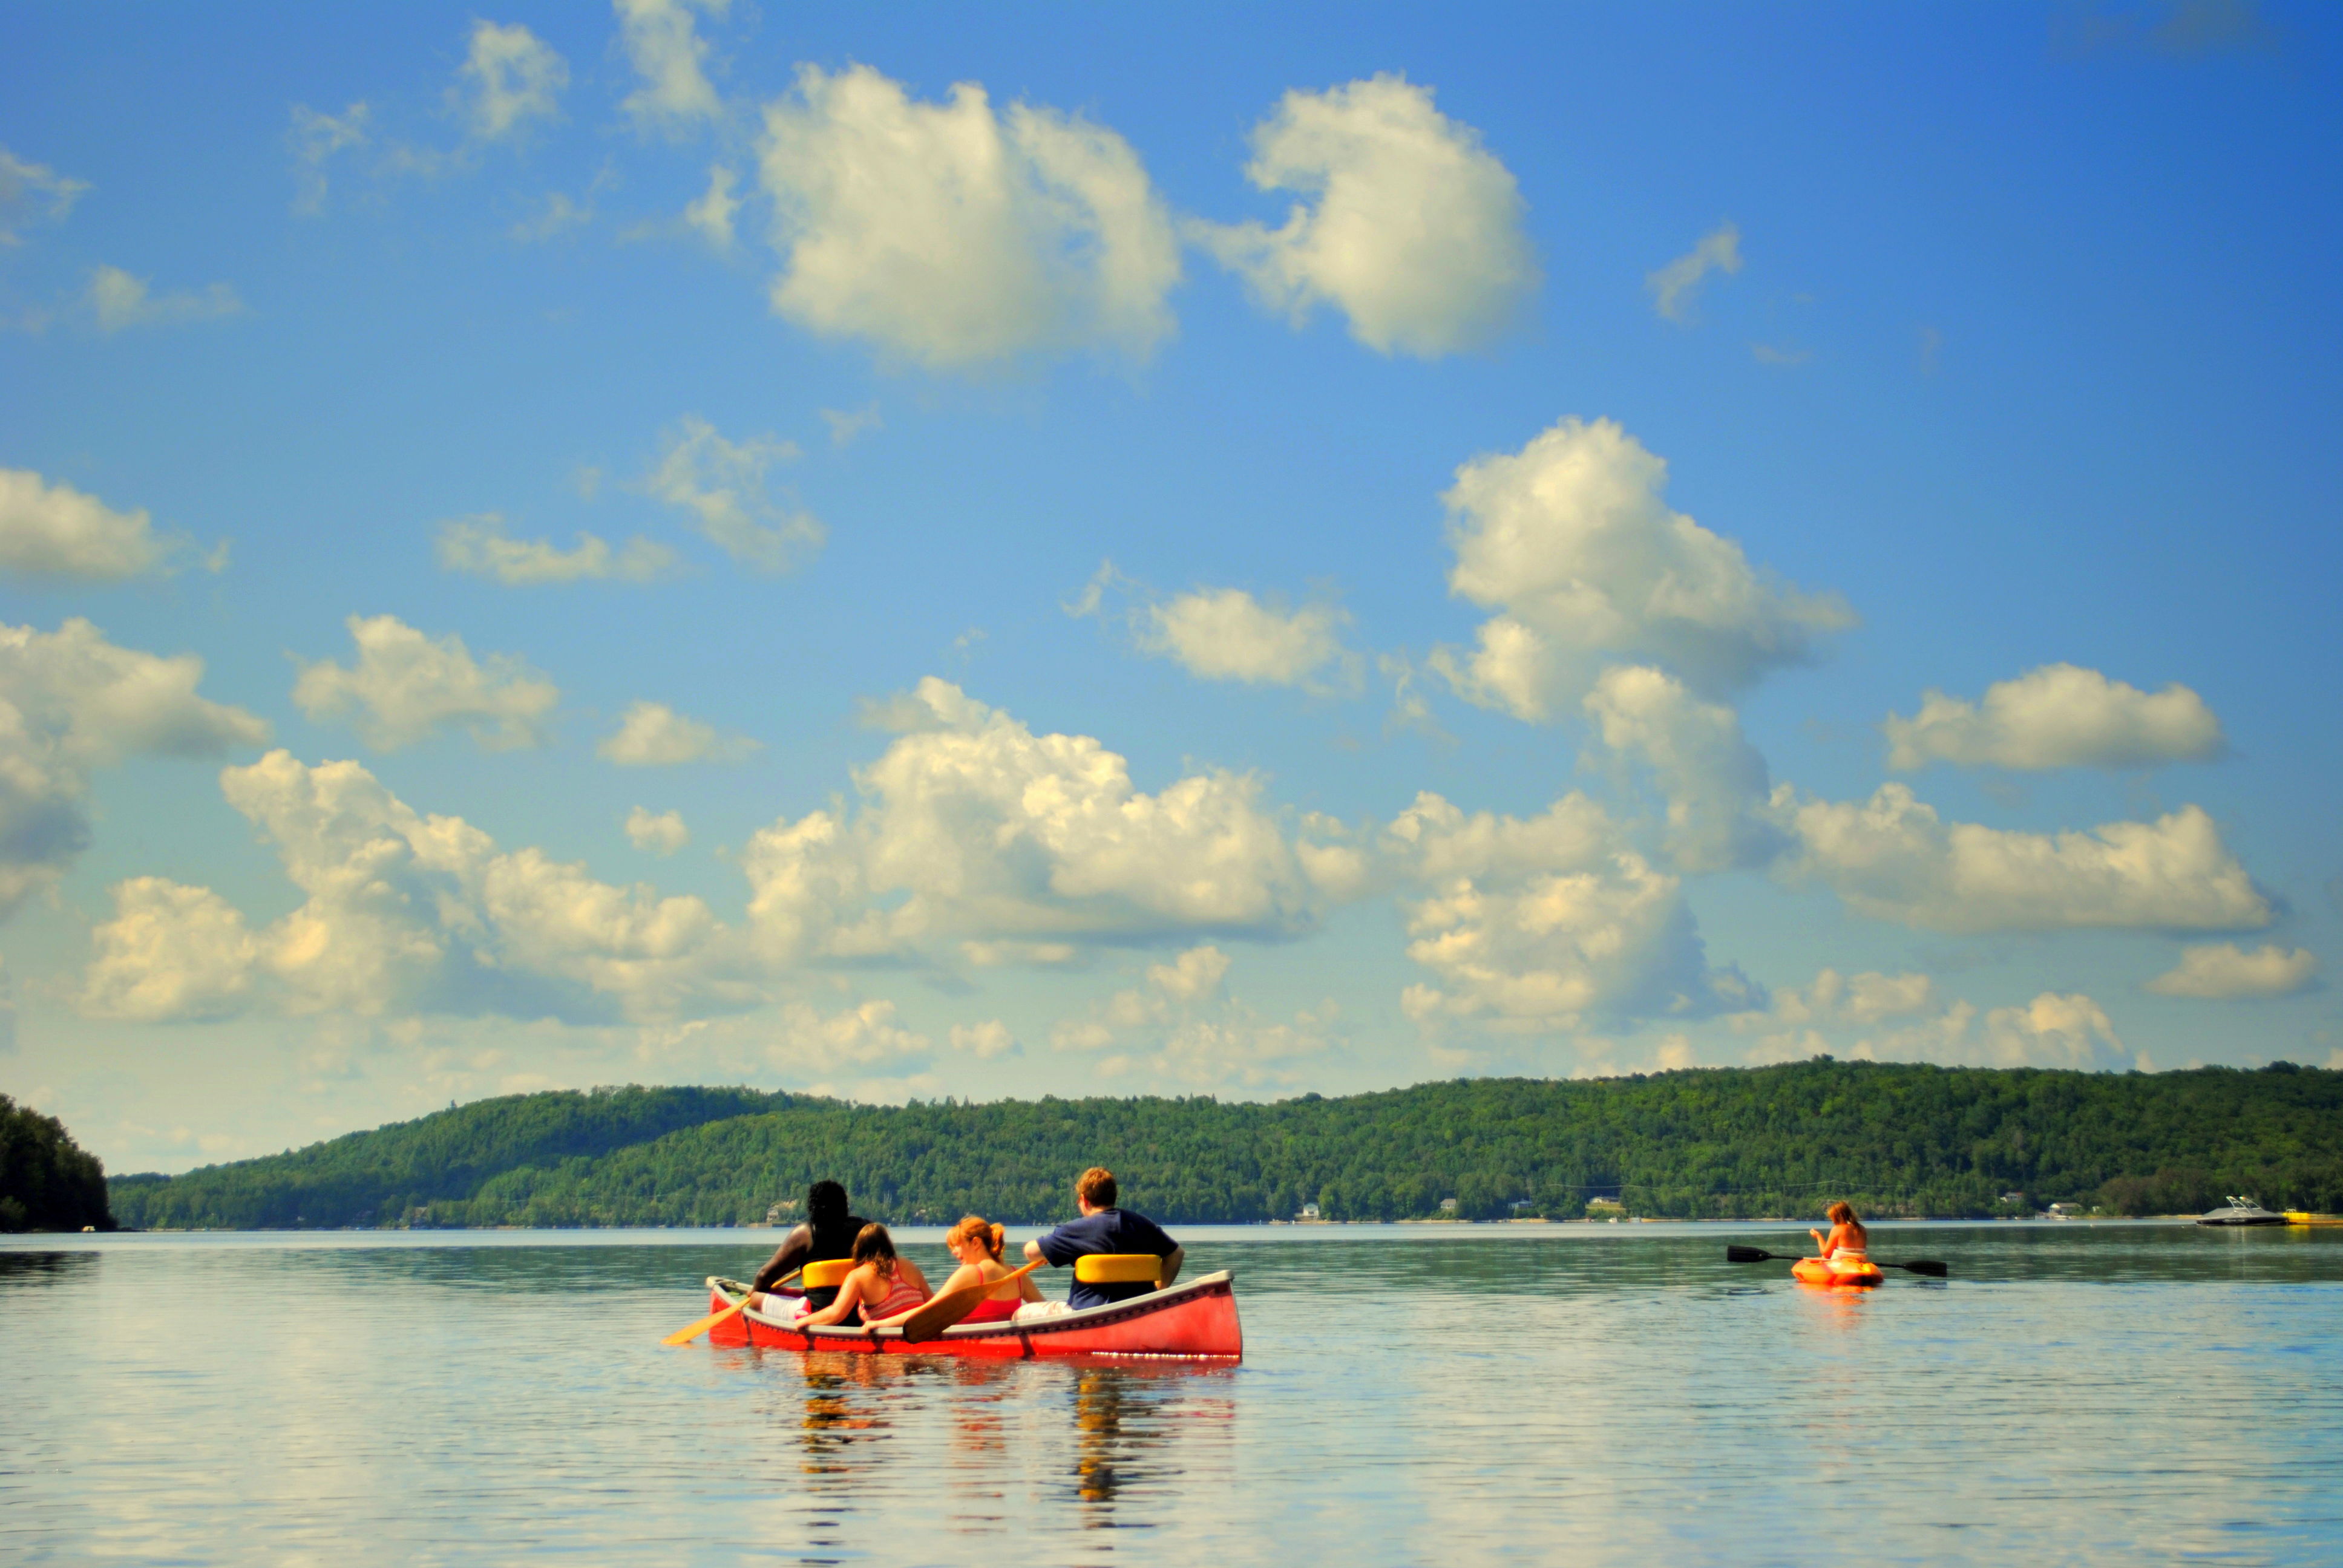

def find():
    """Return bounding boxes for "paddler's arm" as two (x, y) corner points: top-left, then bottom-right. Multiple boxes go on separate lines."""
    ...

(751, 1222), (815, 1292)
(1157, 1244), (1184, 1289)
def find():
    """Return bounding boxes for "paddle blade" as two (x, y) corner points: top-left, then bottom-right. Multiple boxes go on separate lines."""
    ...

(663, 1293), (750, 1347)
(1725, 1246), (1777, 1264)
(1892, 1259), (1950, 1278)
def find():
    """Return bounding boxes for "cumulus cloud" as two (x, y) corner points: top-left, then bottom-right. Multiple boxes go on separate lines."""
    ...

(616, 0), (727, 133)
(287, 103), (369, 214)
(292, 614), (559, 751)
(949, 1019), (1017, 1059)
(0, 469), (182, 581)
(1136, 589), (1356, 690)
(0, 619), (269, 918)
(1769, 782), (2270, 932)
(1854, 993), (2128, 1071)
(77, 878), (259, 1021)
(1, 148), (91, 244)
(2145, 942), (2317, 999)
(743, 678), (1346, 964)
(1582, 664), (1776, 872)
(1191, 74), (1536, 356)
(1434, 417), (1853, 711)
(625, 806), (689, 856)
(1763, 967), (1938, 1028)
(1054, 944), (1332, 1088)
(1646, 222), (1742, 324)
(1382, 789), (1747, 1033)
(1885, 663), (2224, 771)
(434, 515), (674, 584)
(645, 416), (823, 572)
(764, 999), (928, 1071)
(453, 20), (568, 141)
(79, 751), (738, 1024)
(88, 266), (244, 332)
(597, 701), (759, 765)
(684, 165), (739, 250)
(757, 63), (1179, 367)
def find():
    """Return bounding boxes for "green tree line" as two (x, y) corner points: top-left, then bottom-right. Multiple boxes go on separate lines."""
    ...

(2, 1093), (115, 1232)
(106, 1060), (2343, 1231)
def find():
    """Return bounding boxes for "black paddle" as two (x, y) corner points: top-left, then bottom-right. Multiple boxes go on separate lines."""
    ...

(1726, 1244), (1948, 1278)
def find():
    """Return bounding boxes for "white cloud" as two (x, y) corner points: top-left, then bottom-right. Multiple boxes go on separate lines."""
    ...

(1647, 222), (1742, 324)
(765, 1000), (928, 1071)
(1582, 664), (1775, 873)
(77, 878), (259, 1021)
(742, 678), (1339, 964)
(684, 164), (739, 250)
(1, 147), (91, 244)
(757, 63), (1179, 368)
(1053, 944), (1331, 1089)
(1885, 663), (2224, 771)
(1382, 790), (1745, 1031)
(1435, 417), (1854, 708)
(79, 751), (738, 1023)
(597, 700), (759, 765)
(1191, 74), (1536, 356)
(434, 515), (674, 584)
(287, 103), (369, 214)
(2146, 942), (2318, 999)
(645, 416), (823, 572)
(1855, 992), (2128, 1071)
(616, 0), (727, 133)
(88, 266), (244, 332)
(1136, 589), (1355, 689)
(453, 21), (568, 142)
(821, 402), (880, 447)
(625, 806), (689, 856)
(949, 1019), (1017, 1059)
(1734, 967), (1937, 1039)
(0, 618), (269, 918)
(0, 469), (176, 581)
(1769, 783), (2271, 932)
(292, 613), (559, 751)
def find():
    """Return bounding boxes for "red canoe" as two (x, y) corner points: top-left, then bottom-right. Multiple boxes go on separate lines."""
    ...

(702, 1270), (1243, 1361)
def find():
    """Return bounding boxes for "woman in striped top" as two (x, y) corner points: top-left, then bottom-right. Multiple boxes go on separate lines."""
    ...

(801, 1223), (929, 1329)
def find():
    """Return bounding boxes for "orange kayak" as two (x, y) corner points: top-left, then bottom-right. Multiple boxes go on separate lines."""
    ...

(1792, 1255), (1883, 1289)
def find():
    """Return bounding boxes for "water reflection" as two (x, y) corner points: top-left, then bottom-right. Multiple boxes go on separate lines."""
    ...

(0, 1249), (93, 1285)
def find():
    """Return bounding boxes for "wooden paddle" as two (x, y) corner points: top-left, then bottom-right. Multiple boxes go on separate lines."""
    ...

(885, 1259), (1044, 1341)
(1726, 1244), (1947, 1278)
(663, 1269), (799, 1346)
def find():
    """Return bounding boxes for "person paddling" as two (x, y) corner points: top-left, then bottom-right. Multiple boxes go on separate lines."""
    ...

(1810, 1200), (1869, 1260)
(867, 1214), (1042, 1330)
(801, 1223), (931, 1330)
(747, 1180), (870, 1316)
(1022, 1168), (1184, 1310)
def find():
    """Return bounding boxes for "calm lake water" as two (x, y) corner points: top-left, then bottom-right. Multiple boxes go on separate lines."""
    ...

(4, 1222), (2339, 1565)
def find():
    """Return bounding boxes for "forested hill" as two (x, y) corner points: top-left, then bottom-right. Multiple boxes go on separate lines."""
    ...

(2, 1094), (115, 1232)
(106, 1060), (2343, 1230)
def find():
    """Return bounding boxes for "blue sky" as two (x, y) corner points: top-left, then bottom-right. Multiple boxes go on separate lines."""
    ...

(5, 1), (2339, 1173)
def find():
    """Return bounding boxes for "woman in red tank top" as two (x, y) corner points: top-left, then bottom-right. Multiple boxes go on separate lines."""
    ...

(923, 1214), (1043, 1326)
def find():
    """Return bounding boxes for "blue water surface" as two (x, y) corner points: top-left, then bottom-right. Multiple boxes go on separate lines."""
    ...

(4, 1221), (2338, 1565)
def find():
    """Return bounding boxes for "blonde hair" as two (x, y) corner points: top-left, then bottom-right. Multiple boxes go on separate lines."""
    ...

(946, 1214), (1006, 1259)
(1826, 1201), (1864, 1232)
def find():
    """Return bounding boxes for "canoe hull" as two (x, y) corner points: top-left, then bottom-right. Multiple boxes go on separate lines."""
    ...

(1792, 1256), (1883, 1289)
(705, 1269), (1242, 1361)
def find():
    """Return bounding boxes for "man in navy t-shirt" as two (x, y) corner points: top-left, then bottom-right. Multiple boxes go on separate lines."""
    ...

(1023, 1167), (1184, 1310)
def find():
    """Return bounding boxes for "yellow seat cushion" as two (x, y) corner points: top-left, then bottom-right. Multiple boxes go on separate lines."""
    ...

(1073, 1253), (1162, 1284)
(801, 1258), (855, 1290)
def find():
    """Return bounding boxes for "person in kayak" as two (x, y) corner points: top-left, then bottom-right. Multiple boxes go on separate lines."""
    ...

(1810, 1200), (1869, 1259)
(862, 1214), (1043, 1330)
(1022, 1168), (1184, 1310)
(801, 1223), (931, 1330)
(747, 1180), (870, 1316)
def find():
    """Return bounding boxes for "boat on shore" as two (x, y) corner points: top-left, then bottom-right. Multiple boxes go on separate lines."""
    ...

(701, 1271), (1243, 1360)
(2196, 1197), (2284, 1227)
